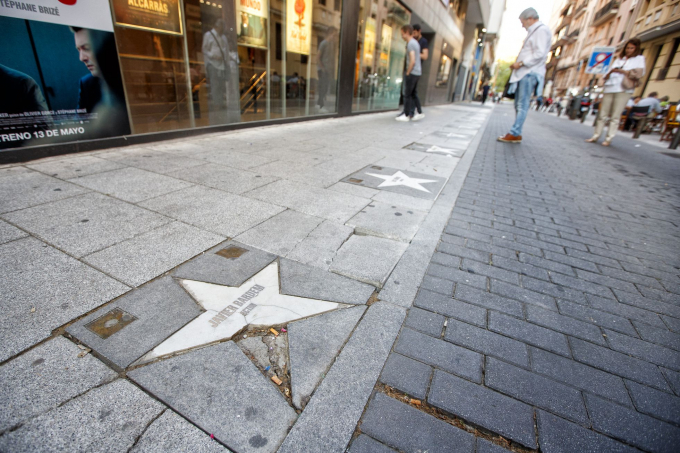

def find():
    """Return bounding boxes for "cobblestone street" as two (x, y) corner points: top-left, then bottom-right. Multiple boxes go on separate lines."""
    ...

(358, 104), (680, 452)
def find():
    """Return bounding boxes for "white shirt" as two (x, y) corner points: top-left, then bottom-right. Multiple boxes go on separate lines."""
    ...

(202, 29), (228, 71)
(509, 21), (552, 84)
(603, 55), (646, 94)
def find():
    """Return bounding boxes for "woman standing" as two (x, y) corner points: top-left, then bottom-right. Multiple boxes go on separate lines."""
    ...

(586, 39), (645, 146)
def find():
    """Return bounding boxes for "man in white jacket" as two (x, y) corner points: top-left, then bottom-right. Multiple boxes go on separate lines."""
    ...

(498, 8), (552, 143)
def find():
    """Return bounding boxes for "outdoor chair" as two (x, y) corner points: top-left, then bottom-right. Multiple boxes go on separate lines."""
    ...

(660, 105), (680, 141)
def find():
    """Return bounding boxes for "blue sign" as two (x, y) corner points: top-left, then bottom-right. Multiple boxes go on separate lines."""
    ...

(586, 47), (616, 74)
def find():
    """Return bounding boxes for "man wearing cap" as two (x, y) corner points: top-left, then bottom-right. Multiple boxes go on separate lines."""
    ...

(498, 8), (551, 143)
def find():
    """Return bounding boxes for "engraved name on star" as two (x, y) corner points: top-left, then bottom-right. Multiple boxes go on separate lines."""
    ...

(365, 170), (437, 193)
(135, 262), (343, 365)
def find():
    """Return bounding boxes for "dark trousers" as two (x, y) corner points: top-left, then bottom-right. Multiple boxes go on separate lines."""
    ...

(403, 74), (420, 118)
(414, 78), (422, 114)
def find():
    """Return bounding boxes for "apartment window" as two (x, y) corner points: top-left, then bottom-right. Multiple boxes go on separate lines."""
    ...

(659, 38), (680, 80)
(335, 0), (341, 11)
(646, 15), (652, 24)
(319, 0), (326, 5)
(654, 10), (662, 21)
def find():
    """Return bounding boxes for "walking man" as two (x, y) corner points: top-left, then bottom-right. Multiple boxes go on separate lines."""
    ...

(396, 25), (421, 122)
(498, 8), (551, 143)
(411, 24), (428, 120)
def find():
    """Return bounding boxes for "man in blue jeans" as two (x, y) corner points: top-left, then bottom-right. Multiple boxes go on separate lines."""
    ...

(498, 8), (551, 143)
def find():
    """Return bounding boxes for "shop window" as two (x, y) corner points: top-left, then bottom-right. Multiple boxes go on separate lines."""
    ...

(436, 41), (455, 88)
(353, 0), (411, 112)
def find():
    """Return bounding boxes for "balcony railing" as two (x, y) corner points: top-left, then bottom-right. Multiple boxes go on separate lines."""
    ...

(634, 0), (680, 36)
(573, 1), (588, 19)
(568, 29), (580, 40)
(592, 0), (620, 27)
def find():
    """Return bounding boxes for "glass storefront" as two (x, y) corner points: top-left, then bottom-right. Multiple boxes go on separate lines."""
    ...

(353, 0), (410, 112)
(114, 0), (343, 134)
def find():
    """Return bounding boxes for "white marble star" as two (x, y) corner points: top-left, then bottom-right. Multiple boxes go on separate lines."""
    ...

(366, 170), (437, 193)
(135, 262), (342, 364)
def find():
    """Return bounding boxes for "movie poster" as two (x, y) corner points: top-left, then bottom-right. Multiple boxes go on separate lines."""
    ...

(286, 0), (311, 55)
(0, 0), (131, 150)
(236, 0), (267, 49)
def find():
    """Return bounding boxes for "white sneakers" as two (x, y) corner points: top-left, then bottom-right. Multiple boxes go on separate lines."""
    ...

(395, 112), (425, 122)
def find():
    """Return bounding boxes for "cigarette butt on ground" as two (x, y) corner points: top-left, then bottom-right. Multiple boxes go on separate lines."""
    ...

(270, 328), (279, 336)
(271, 375), (283, 385)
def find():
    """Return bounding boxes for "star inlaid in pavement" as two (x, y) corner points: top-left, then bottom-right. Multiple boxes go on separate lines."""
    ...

(366, 170), (438, 193)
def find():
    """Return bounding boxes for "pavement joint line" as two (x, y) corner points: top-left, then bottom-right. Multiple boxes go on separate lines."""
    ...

(378, 106), (495, 308)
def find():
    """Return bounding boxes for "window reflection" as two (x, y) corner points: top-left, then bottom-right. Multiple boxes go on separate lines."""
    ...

(354, 0), (410, 112)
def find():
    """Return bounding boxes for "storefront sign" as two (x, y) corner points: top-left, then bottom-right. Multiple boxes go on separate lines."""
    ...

(111, 0), (183, 35)
(0, 0), (131, 150)
(237, 0), (268, 49)
(286, 0), (312, 55)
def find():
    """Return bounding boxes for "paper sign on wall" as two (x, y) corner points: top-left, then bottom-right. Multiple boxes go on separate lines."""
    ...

(0, 0), (114, 31)
(286, 0), (312, 55)
(237, 0), (268, 49)
(111, 0), (183, 35)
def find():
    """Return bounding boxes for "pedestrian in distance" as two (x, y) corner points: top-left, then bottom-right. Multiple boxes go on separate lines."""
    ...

(411, 24), (428, 120)
(396, 25), (422, 122)
(497, 8), (551, 143)
(481, 83), (491, 104)
(586, 39), (645, 146)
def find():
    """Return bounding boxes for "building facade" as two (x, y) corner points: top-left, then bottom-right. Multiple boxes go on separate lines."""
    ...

(547, 0), (680, 99)
(0, 0), (496, 162)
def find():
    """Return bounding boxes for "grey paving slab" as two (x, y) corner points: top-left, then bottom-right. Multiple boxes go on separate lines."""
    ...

(280, 259), (374, 304)
(537, 410), (638, 453)
(173, 240), (276, 286)
(444, 318), (529, 368)
(414, 289), (487, 327)
(0, 336), (117, 433)
(395, 327), (483, 383)
(603, 329), (680, 372)
(371, 190), (435, 211)
(360, 393), (475, 453)
(349, 435), (397, 453)
(27, 155), (125, 179)
(404, 142), (467, 155)
(530, 347), (632, 406)
(428, 370), (537, 449)
(489, 312), (571, 357)
(525, 304), (607, 345)
(187, 149), (275, 170)
(166, 163), (278, 195)
(477, 439), (513, 453)
(66, 277), (201, 369)
(3, 192), (171, 258)
(585, 393), (680, 453)
(99, 149), (205, 174)
(0, 237), (129, 362)
(235, 209), (323, 256)
(345, 201), (427, 243)
(570, 338), (672, 392)
(129, 341), (297, 453)
(131, 410), (232, 453)
(68, 167), (193, 203)
(379, 352), (432, 400)
(485, 357), (589, 425)
(0, 379), (164, 453)
(277, 302), (405, 453)
(626, 380), (680, 425)
(287, 220), (354, 270)
(139, 185), (285, 237)
(0, 219), (27, 244)
(245, 180), (370, 223)
(289, 306), (366, 408)
(405, 306), (445, 337)
(327, 181), (380, 199)
(83, 221), (224, 287)
(0, 170), (89, 214)
(330, 235), (408, 288)
(341, 166), (447, 200)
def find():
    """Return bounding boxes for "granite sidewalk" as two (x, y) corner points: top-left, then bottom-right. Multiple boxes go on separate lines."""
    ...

(0, 103), (492, 452)
(354, 104), (680, 453)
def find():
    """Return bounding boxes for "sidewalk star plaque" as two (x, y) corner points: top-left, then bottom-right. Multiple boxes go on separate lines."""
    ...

(136, 261), (343, 364)
(365, 170), (437, 193)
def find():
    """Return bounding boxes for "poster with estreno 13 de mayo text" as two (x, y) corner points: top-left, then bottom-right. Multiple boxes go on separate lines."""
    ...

(286, 0), (312, 55)
(0, 0), (131, 150)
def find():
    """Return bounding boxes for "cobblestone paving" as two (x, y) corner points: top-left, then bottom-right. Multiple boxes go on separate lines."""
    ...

(355, 105), (680, 453)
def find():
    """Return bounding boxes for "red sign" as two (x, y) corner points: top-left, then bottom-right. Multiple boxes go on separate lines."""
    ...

(58, 0), (78, 5)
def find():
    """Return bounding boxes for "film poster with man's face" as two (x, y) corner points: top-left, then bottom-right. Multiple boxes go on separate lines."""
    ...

(0, 0), (131, 150)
